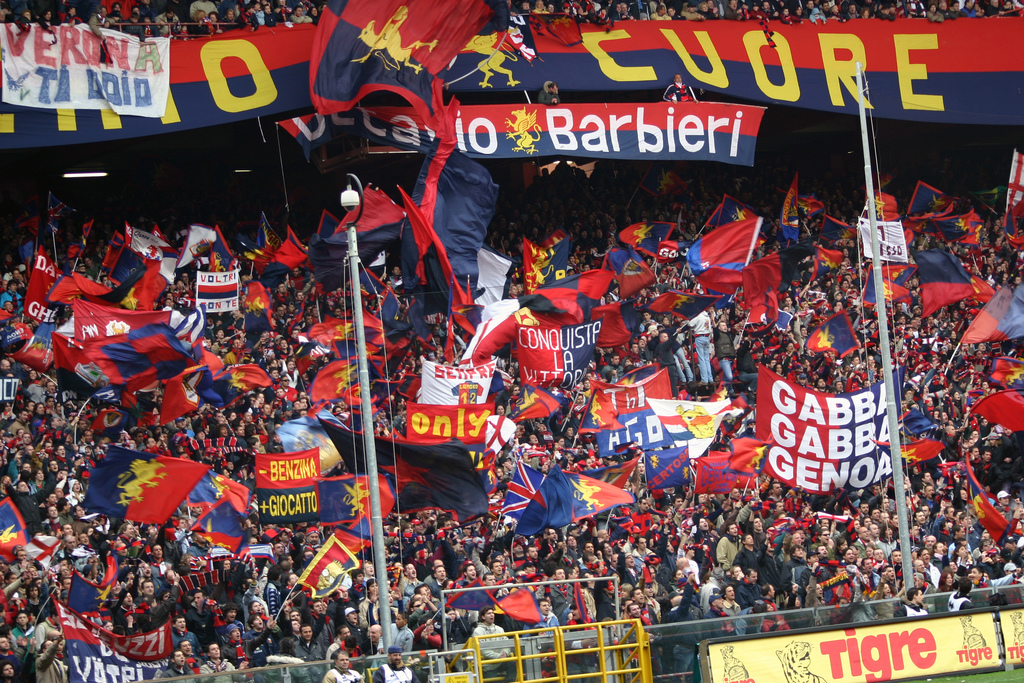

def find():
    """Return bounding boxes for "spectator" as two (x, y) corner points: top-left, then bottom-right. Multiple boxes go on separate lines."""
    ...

(538, 81), (560, 106)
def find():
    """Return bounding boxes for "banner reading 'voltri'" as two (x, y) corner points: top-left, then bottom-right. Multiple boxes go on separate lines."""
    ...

(755, 367), (902, 494)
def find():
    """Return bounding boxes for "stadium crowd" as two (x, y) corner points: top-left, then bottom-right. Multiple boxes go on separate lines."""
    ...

(1, 0), (1021, 40)
(0, 149), (1020, 683)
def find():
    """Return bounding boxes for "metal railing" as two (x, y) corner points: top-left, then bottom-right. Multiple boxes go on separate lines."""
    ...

(146, 583), (1024, 683)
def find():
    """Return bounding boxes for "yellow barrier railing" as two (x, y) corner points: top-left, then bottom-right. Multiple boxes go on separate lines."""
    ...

(458, 619), (652, 683)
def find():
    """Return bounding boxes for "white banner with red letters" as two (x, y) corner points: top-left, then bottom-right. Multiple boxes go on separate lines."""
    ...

(419, 359), (495, 405)
(755, 367), (901, 494)
(0, 25), (170, 117)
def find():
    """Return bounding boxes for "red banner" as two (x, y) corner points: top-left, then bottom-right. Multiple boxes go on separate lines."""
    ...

(404, 402), (495, 443)
(58, 601), (172, 663)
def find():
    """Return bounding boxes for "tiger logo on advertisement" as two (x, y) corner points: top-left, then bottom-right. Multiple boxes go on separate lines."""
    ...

(721, 646), (751, 683)
(776, 641), (825, 683)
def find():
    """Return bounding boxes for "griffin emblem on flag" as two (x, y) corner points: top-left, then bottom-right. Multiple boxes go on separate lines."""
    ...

(117, 460), (167, 506)
(342, 480), (370, 518)
(353, 6), (439, 74)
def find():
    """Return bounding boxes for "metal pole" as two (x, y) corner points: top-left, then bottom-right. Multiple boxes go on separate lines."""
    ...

(856, 64), (915, 589)
(344, 173), (393, 649)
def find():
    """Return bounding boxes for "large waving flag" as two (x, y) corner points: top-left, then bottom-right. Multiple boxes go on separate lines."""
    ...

(310, 0), (504, 121)
(725, 438), (770, 475)
(990, 357), (1024, 389)
(862, 271), (911, 307)
(317, 474), (395, 525)
(927, 211), (983, 245)
(914, 249), (976, 317)
(309, 194), (405, 292)
(971, 389), (1024, 433)
(81, 446), (209, 523)
(496, 589), (543, 625)
(244, 281), (274, 335)
(75, 323), (197, 390)
(563, 471), (635, 520)
(192, 499), (248, 554)
(961, 285), (1024, 345)
(805, 312), (859, 357)
(516, 465), (574, 537)
(619, 222), (673, 257)
(908, 181), (958, 217)
(901, 438), (945, 466)
(523, 237), (571, 294)
(0, 500), (29, 562)
(965, 457), (1009, 543)
(177, 223), (236, 271)
(10, 321), (55, 372)
(592, 301), (640, 348)
(323, 423), (488, 521)
(687, 217), (762, 294)
(46, 192), (73, 234)
(812, 247), (844, 280)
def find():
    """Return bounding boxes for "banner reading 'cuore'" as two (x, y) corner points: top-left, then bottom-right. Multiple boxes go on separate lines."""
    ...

(755, 366), (902, 494)
(703, 611), (1000, 683)
(450, 19), (1024, 126)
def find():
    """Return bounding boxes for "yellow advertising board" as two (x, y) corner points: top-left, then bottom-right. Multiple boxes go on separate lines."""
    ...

(1000, 607), (1024, 666)
(703, 612), (1000, 683)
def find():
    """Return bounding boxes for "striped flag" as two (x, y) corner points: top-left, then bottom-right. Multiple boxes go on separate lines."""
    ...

(1008, 149), (1024, 213)
(196, 269), (240, 313)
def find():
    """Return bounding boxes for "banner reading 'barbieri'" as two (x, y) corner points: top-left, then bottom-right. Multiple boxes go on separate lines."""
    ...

(0, 25), (170, 118)
(755, 367), (901, 494)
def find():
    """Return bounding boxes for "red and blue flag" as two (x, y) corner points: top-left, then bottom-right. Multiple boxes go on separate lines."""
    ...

(645, 290), (719, 319)
(509, 386), (564, 422)
(515, 465), (574, 537)
(592, 301), (640, 348)
(193, 499), (248, 554)
(310, 0), (503, 121)
(496, 588), (543, 625)
(971, 389), (1024, 434)
(188, 471), (252, 514)
(805, 312), (859, 357)
(619, 222), (674, 257)
(523, 237), (571, 294)
(965, 455), (1009, 543)
(317, 474), (395, 525)
(687, 217), (762, 294)
(602, 248), (655, 299)
(812, 247), (843, 280)
(67, 556), (118, 616)
(962, 286), (1024, 344)
(915, 249), (977, 317)
(90, 408), (132, 436)
(990, 357), (1024, 389)
(81, 445), (210, 523)
(309, 194), (404, 293)
(14, 196), (39, 237)
(0, 499), (29, 562)
(908, 181), (958, 216)
(563, 470), (635, 520)
(212, 364), (273, 405)
(780, 173), (800, 241)
(820, 215), (855, 242)
(706, 195), (756, 228)
(639, 164), (687, 198)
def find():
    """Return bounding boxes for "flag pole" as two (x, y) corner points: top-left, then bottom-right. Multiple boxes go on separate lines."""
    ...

(342, 173), (393, 649)
(857, 64), (914, 590)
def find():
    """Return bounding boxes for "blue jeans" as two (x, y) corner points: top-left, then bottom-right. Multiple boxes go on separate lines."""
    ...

(695, 335), (713, 383)
(674, 348), (694, 383)
(720, 358), (734, 384)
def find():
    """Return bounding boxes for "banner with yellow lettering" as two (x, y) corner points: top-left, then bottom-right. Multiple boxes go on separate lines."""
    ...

(255, 449), (321, 523)
(702, 611), (1000, 683)
(403, 402), (494, 444)
(2, 20), (1022, 148)
(449, 19), (1024, 126)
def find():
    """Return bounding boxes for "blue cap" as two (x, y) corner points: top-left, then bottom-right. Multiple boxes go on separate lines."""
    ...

(387, 646), (403, 654)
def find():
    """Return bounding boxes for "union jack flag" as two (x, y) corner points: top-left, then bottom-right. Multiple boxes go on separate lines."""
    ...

(501, 460), (545, 521)
(46, 192), (73, 235)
